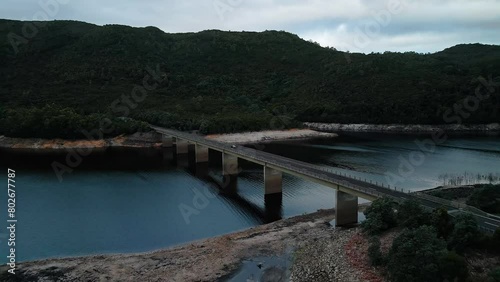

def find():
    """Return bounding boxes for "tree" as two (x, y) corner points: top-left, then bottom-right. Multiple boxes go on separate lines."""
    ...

(387, 226), (447, 282)
(467, 185), (500, 214)
(397, 200), (430, 228)
(430, 208), (454, 239)
(447, 213), (479, 254)
(362, 198), (398, 235)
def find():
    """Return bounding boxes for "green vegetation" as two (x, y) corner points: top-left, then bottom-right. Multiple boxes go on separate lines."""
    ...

(429, 184), (500, 215)
(367, 237), (385, 266)
(438, 251), (469, 282)
(361, 198), (500, 282)
(0, 104), (149, 139)
(1, 19), (500, 138)
(361, 197), (398, 235)
(386, 226), (446, 282)
(447, 213), (480, 253)
(430, 208), (454, 239)
(467, 184), (500, 214)
(396, 199), (430, 228)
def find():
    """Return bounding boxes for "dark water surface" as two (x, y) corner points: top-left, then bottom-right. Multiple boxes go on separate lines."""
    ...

(0, 133), (499, 263)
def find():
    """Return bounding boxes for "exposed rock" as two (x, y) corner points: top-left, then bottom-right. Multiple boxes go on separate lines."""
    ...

(291, 228), (365, 282)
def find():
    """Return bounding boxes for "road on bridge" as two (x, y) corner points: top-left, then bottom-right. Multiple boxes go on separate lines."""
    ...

(152, 126), (500, 233)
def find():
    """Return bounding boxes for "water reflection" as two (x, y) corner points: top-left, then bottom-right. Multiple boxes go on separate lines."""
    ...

(182, 148), (284, 224)
(1, 133), (498, 262)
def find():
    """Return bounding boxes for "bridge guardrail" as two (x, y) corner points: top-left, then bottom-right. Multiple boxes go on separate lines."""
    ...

(156, 128), (498, 223)
(313, 166), (408, 198)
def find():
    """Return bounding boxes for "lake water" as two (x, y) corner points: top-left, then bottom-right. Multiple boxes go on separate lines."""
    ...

(0, 133), (499, 263)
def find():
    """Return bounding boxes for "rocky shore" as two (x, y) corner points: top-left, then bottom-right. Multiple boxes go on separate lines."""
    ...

(305, 122), (500, 134)
(1, 209), (370, 282)
(291, 228), (364, 282)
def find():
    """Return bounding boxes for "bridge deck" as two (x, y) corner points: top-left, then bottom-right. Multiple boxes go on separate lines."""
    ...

(152, 126), (500, 232)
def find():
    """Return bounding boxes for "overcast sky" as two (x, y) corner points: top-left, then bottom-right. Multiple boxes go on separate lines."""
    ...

(1, 0), (499, 53)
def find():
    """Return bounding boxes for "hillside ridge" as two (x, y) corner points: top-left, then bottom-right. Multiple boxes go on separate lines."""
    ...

(1, 19), (499, 138)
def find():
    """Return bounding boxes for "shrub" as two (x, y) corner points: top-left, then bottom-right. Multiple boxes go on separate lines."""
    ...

(430, 208), (454, 239)
(397, 200), (430, 228)
(368, 237), (385, 266)
(362, 198), (398, 235)
(438, 251), (468, 282)
(387, 226), (447, 282)
(448, 213), (479, 254)
(467, 185), (500, 214)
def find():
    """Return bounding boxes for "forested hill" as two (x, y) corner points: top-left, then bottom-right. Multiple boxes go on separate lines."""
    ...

(1, 19), (499, 138)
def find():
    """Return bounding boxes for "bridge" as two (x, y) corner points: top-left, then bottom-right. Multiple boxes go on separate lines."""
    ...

(152, 126), (500, 231)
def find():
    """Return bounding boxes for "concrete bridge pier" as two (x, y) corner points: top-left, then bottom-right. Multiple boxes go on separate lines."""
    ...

(195, 144), (209, 163)
(172, 137), (189, 168)
(161, 135), (173, 147)
(194, 145), (209, 177)
(175, 138), (189, 154)
(264, 166), (282, 195)
(335, 189), (358, 226)
(222, 153), (239, 194)
(263, 166), (283, 222)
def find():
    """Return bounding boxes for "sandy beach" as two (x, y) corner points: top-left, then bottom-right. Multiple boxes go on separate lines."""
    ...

(205, 129), (338, 144)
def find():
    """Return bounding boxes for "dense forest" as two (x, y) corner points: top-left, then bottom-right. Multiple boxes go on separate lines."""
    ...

(1, 19), (499, 138)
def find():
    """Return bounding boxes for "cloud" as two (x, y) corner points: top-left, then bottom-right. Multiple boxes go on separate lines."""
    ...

(0, 0), (499, 53)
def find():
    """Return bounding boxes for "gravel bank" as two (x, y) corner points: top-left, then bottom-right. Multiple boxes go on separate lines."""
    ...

(291, 228), (363, 282)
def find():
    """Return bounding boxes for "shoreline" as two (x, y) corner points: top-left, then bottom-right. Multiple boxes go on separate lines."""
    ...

(0, 129), (337, 151)
(205, 128), (338, 144)
(1, 123), (498, 151)
(305, 122), (500, 134)
(1, 208), (365, 282)
(0, 132), (162, 151)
